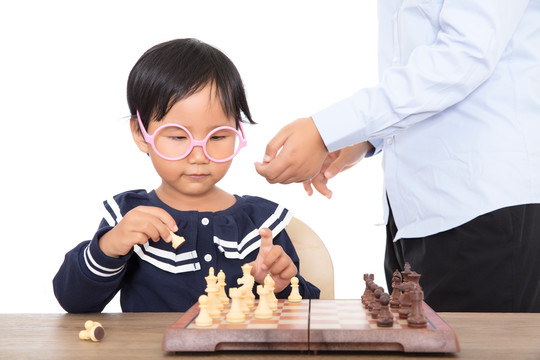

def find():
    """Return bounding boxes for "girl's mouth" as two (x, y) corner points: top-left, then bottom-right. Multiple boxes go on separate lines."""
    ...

(185, 173), (209, 180)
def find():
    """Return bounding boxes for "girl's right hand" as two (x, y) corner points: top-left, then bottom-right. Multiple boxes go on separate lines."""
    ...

(98, 206), (178, 258)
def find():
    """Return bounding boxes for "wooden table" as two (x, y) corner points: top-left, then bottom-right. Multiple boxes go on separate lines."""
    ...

(1, 312), (539, 359)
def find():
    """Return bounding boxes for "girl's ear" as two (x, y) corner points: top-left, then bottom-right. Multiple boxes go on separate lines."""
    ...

(130, 118), (150, 154)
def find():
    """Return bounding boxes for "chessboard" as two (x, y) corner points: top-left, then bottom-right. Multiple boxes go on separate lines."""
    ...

(162, 298), (460, 353)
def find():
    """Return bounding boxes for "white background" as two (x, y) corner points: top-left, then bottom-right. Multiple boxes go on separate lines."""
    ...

(0, 0), (385, 313)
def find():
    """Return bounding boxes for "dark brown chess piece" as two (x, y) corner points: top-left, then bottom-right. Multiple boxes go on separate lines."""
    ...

(407, 289), (427, 328)
(371, 287), (384, 319)
(389, 269), (402, 309)
(367, 282), (379, 312)
(361, 274), (374, 306)
(397, 270), (421, 319)
(403, 262), (412, 275)
(363, 279), (374, 308)
(376, 293), (394, 327)
(407, 271), (422, 292)
(397, 273), (412, 319)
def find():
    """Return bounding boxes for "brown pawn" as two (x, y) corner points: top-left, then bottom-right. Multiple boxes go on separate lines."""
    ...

(370, 287), (384, 319)
(361, 274), (374, 306)
(407, 290), (427, 328)
(377, 293), (394, 327)
(367, 282), (379, 312)
(389, 269), (402, 309)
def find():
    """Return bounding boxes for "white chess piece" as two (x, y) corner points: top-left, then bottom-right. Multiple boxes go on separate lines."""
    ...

(217, 270), (229, 308)
(264, 274), (278, 311)
(288, 276), (302, 303)
(238, 263), (255, 308)
(195, 295), (213, 327)
(254, 285), (273, 319)
(205, 267), (221, 318)
(226, 288), (246, 323)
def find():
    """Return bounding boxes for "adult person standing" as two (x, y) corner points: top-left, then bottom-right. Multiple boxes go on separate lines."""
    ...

(255, 0), (540, 312)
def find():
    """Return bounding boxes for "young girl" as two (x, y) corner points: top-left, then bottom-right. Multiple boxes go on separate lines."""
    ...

(53, 38), (320, 312)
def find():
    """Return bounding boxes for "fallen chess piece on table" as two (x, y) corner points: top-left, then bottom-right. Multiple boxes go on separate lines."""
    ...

(79, 320), (105, 342)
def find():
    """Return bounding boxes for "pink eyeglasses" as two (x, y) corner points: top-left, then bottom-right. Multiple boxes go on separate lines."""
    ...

(136, 110), (247, 163)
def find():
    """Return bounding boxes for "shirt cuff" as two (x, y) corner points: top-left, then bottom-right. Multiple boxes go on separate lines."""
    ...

(312, 98), (367, 152)
(80, 227), (131, 280)
(366, 139), (384, 157)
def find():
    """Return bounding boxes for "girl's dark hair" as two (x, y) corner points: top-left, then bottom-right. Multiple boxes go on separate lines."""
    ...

(127, 38), (254, 130)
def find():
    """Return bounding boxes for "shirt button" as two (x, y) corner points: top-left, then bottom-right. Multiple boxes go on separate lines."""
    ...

(204, 254), (212, 262)
(201, 217), (210, 226)
(386, 138), (393, 145)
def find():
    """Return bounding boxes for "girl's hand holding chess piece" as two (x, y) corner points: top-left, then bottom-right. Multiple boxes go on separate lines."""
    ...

(99, 206), (178, 258)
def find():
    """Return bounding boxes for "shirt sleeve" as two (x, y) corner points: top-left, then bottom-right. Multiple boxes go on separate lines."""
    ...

(52, 221), (132, 313)
(313, 0), (530, 152)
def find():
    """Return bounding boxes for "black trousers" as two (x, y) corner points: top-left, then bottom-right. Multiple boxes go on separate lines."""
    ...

(384, 203), (540, 312)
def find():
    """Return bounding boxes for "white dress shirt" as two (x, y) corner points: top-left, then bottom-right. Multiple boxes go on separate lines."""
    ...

(313, 0), (540, 241)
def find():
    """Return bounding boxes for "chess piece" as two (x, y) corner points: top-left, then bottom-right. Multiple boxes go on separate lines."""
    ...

(376, 293), (394, 327)
(361, 273), (374, 306)
(254, 285), (273, 319)
(370, 287), (384, 319)
(238, 263), (255, 308)
(195, 295), (213, 327)
(240, 288), (251, 315)
(169, 230), (185, 249)
(397, 270), (423, 320)
(226, 287), (246, 323)
(287, 277), (302, 303)
(407, 271), (422, 292)
(264, 274), (278, 311)
(403, 262), (412, 275)
(407, 289), (428, 328)
(217, 270), (229, 307)
(389, 269), (402, 308)
(363, 279), (374, 308)
(79, 320), (105, 342)
(205, 267), (221, 318)
(367, 282), (379, 312)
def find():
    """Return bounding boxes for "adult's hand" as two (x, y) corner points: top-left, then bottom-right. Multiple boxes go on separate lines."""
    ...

(303, 142), (374, 198)
(254, 117), (328, 184)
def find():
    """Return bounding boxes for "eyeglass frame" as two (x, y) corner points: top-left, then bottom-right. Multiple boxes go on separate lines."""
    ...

(136, 110), (247, 163)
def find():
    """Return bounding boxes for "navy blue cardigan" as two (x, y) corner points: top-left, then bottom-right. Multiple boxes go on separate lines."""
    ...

(53, 189), (320, 312)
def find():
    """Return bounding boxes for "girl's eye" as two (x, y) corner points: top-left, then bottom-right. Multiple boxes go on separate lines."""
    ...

(210, 135), (226, 141)
(170, 136), (188, 141)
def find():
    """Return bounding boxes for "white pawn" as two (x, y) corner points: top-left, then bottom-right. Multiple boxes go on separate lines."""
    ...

(226, 287), (246, 323)
(254, 285), (273, 319)
(264, 274), (278, 311)
(288, 276), (302, 303)
(195, 295), (213, 327)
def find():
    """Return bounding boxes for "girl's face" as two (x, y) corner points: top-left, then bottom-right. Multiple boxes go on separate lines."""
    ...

(132, 84), (235, 207)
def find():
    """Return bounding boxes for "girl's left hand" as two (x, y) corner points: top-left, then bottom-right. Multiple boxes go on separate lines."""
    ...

(249, 228), (298, 293)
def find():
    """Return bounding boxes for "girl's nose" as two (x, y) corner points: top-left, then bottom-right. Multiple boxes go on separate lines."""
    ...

(186, 144), (210, 164)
